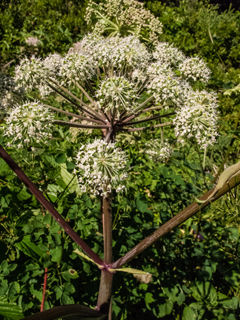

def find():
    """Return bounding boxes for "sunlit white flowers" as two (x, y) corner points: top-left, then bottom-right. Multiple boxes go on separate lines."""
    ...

(179, 57), (211, 83)
(75, 140), (129, 197)
(4, 101), (54, 147)
(86, 0), (163, 44)
(12, 28), (217, 151)
(174, 91), (219, 148)
(96, 76), (138, 112)
(0, 73), (24, 120)
(145, 140), (172, 162)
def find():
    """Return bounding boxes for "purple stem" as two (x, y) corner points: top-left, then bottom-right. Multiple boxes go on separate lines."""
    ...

(0, 145), (103, 267)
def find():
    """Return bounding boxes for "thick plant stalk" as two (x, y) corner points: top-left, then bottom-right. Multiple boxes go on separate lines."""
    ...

(97, 129), (114, 315)
(97, 193), (113, 314)
(0, 145), (103, 267)
(21, 305), (104, 320)
(112, 172), (240, 269)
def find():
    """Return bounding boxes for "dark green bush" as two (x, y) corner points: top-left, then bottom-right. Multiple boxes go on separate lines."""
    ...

(0, 0), (90, 65)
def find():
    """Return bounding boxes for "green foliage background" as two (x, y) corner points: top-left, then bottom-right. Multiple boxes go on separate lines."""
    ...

(0, 0), (240, 319)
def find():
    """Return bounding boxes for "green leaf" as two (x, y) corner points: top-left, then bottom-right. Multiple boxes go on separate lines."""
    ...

(61, 292), (74, 304)
(17, 188), (31, 201)
(60, 164), (81, 194)
(63, 282), (75, 294)
(0, 280), (8, 296)
(55, 153), (67, 164)
(54, 287), (63, 300)
(15, 235), (44, 260)
(182, 306), (197, 320)
(0, 158), (11, 173)
(8, 282), (20, 301)
(0, 298), (24, 320)
(158, 301), (173, 317)
(136, 195), (148, 213)
(50, 246), (62, 262)
(145, 292), (155, 309)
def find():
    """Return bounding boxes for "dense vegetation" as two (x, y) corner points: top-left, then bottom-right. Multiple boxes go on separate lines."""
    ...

(0, 1), (240, 319)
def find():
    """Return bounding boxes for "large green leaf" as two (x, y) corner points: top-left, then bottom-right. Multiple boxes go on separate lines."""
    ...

(0, 298), (24, 320)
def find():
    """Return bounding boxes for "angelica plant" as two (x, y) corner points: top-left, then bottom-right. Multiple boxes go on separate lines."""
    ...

(1, 0), (220, 317)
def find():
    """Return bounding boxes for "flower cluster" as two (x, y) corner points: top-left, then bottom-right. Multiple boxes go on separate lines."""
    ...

(25, 37), (41, 47)
(85, 0), (163, 44)
(13, 31), (217, 149)
(75, 140), (128, 197)
(59, 53), (96, 86)
(153, 42), (185, 67)
(4, 101), (54, 148)
(0, 73), (24, 120)
(174, 90), (219, 148)
(145, 140), (172, 162)
(96, 76), (138, 112)
(147, 73), (183, 107)
(179, 57), (211, 83)
(74, 34), (151, 71)
(14, 56), (48, 93)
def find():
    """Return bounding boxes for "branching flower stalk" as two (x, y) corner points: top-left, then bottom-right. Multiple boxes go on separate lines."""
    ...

(2, 1), (220, 315)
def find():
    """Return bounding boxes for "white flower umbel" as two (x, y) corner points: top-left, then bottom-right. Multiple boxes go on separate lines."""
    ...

(0, 73), (24, 119)
(13, 32), (218, 150)
(96, 76), (138, 113)
(59, 53), (96, 86)
(86, 0), (163, 44)
(76, 34), (151, 71)
(179, 57), (211, 83)
(75, 140), (128, 197)
(145, 140), (172, 162)
(174, 91), (219, 148)
(14, 56), (47, 93)
(153, 42), (185, 67)
(4, 101), (54, 147)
